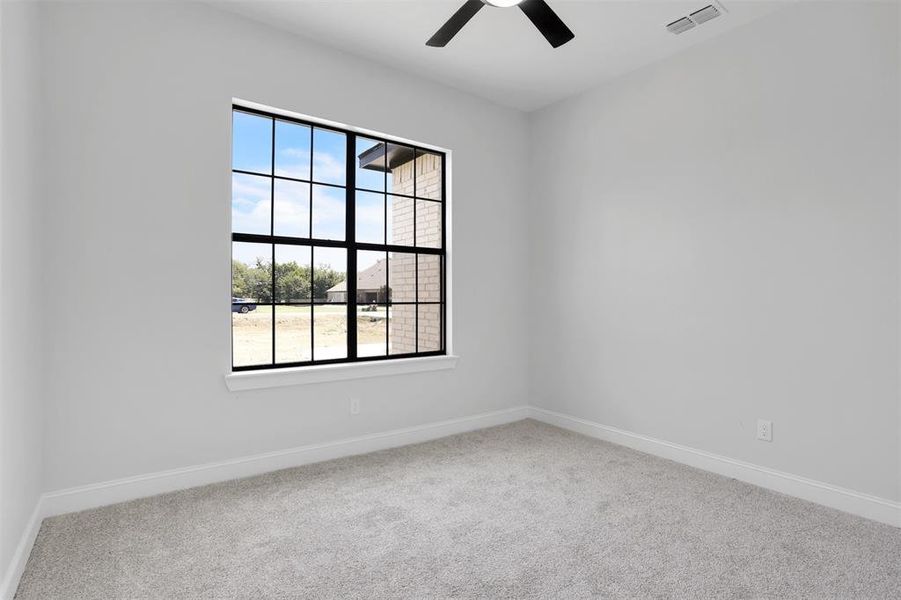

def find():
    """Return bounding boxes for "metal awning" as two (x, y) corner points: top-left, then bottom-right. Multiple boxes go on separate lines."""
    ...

(357, 142), (415, 172)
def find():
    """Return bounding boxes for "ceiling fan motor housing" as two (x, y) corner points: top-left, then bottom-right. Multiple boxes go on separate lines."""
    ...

(482, 0), (524, 7)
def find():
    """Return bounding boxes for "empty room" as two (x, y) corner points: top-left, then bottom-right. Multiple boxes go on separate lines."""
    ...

(1, 0), (900, 598)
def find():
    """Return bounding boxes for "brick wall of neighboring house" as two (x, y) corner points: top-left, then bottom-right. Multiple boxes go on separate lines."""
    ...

(388, 153), (442, 354)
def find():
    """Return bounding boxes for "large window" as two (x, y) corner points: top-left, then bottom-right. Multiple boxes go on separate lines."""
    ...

(231, 105), (446, 370)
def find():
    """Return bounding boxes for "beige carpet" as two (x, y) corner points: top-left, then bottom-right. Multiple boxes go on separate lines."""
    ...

(16, 420), (901, 599)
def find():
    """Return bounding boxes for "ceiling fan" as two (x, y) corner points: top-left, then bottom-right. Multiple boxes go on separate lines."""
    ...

(427, 0), (575, 49)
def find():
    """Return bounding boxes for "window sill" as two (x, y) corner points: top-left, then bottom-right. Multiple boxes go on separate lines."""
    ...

(224, 355), (459, 391)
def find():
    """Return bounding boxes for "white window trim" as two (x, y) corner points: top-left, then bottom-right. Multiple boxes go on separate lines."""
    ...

(226, 98), (455, 389)
(225, 355), (459, 391)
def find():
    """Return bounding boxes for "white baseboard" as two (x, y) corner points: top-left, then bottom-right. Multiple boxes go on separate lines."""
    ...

(41, 405), (530, 518)
(1, 405), (529, 600)
(529, 406), (901, 528)
(5, 403), (897, 600)
(0, 500), (44, 600)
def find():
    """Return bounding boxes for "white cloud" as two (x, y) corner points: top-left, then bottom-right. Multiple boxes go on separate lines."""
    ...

(275, 146), (346, 186)
(311, 185), (345, 240)
(355, 194), (384, 244)
(273, 180), (310, 237)
(232, 174), (271, 236)
(313, 153), (345, 185)
(313, 246), (345, 272)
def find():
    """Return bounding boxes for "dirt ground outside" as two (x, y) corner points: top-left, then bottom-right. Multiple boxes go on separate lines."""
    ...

(232, 305), (392, 366)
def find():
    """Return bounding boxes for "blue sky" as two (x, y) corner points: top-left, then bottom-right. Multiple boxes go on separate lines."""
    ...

(232, 111), (392, 272)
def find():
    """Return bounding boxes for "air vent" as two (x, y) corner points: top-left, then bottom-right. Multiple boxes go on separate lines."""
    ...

(666, 2), (726, 35)
(666, 17), (696, 35)
(690, 5), (721, 25)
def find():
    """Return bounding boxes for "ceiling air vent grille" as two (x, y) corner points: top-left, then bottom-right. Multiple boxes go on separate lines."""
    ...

(666, 3), (725, 35)
(690, 5), (721, 25)
(666, 17), (695, 35)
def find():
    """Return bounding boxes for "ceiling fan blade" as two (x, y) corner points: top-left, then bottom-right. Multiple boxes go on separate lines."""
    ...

(518, 0), (574, 48)
(426, 0), (485, 47)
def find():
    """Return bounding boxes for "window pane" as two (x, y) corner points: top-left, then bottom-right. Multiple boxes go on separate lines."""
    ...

(313, 247), (346, 302)
(275, 245), (311, 304)
(418, 304), (442, 352)
(355, 191), (384, 244)
(389, 304), (416, 355)
(313, 128), (346, 185)
(275, 305), (311, 364)
(232, 173), (271, 235)
(356, 138), (385, 192)
(275, 120), (311, 180)
(233, 305), (272, 367)
(232, 111), (271, 174)
(386, 143), (414, 193)
(388, 252), (415, 302)
(418, 254), (441, 302)
(232, 242), (271, 303)
(314, 305), (347, 360)
(416, 199), (442, 248)
(273, 179), (310, 238)
(415, 150), (442, 201)
(357, 251), (387, 304)
(358, 305), (388, 358)
(387, 195), (414, 246)
(312, 184), (345, 241)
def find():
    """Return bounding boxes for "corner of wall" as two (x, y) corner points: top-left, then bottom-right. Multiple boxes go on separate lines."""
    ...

(897, 0), (901, 508)
(0, 0), (46, 596)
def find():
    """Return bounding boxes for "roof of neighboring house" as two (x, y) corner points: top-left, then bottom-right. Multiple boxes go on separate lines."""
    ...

(326, 259), (387, 294)
(358, 142), (415, 172)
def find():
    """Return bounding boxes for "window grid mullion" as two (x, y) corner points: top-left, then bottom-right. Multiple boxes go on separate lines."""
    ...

(384, 146), (390, 356)
(309, 126), (315, 361)
(231, 233), (442, 255)
(270, 118), (276, 367)
(412, 151), (416, 354)
(441, 153), (447, 351)
(346, 133), (357, 360)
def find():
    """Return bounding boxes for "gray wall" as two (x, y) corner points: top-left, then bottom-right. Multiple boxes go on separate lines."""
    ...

(38, 1), (529, 491)
(528, 2), (900, 501)
(0, 0), (44, 584)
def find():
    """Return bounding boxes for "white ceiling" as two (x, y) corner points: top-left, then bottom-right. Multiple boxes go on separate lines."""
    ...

(212, 0), (788, 112)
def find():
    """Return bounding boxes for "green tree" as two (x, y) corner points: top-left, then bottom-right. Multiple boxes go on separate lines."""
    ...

(232, 258), (273, 302)
(275, 261), (311, 302)
(312, 263), (345, 300)
(233, 258), (346, 303)
(231, 259), (251, 299)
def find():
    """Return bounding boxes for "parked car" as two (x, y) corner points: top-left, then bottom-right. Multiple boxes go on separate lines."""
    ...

(232, 297), (257, 313)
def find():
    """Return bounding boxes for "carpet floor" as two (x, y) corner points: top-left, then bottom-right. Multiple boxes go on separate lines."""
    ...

(16, 419), (901, 599)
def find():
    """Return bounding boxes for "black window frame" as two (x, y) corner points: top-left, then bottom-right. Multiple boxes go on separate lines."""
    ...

(231, 104), (447, 371)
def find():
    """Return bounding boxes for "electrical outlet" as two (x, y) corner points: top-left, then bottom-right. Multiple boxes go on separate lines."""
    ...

(349, 397), (360, 416)
(756, 419), (772, 442)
